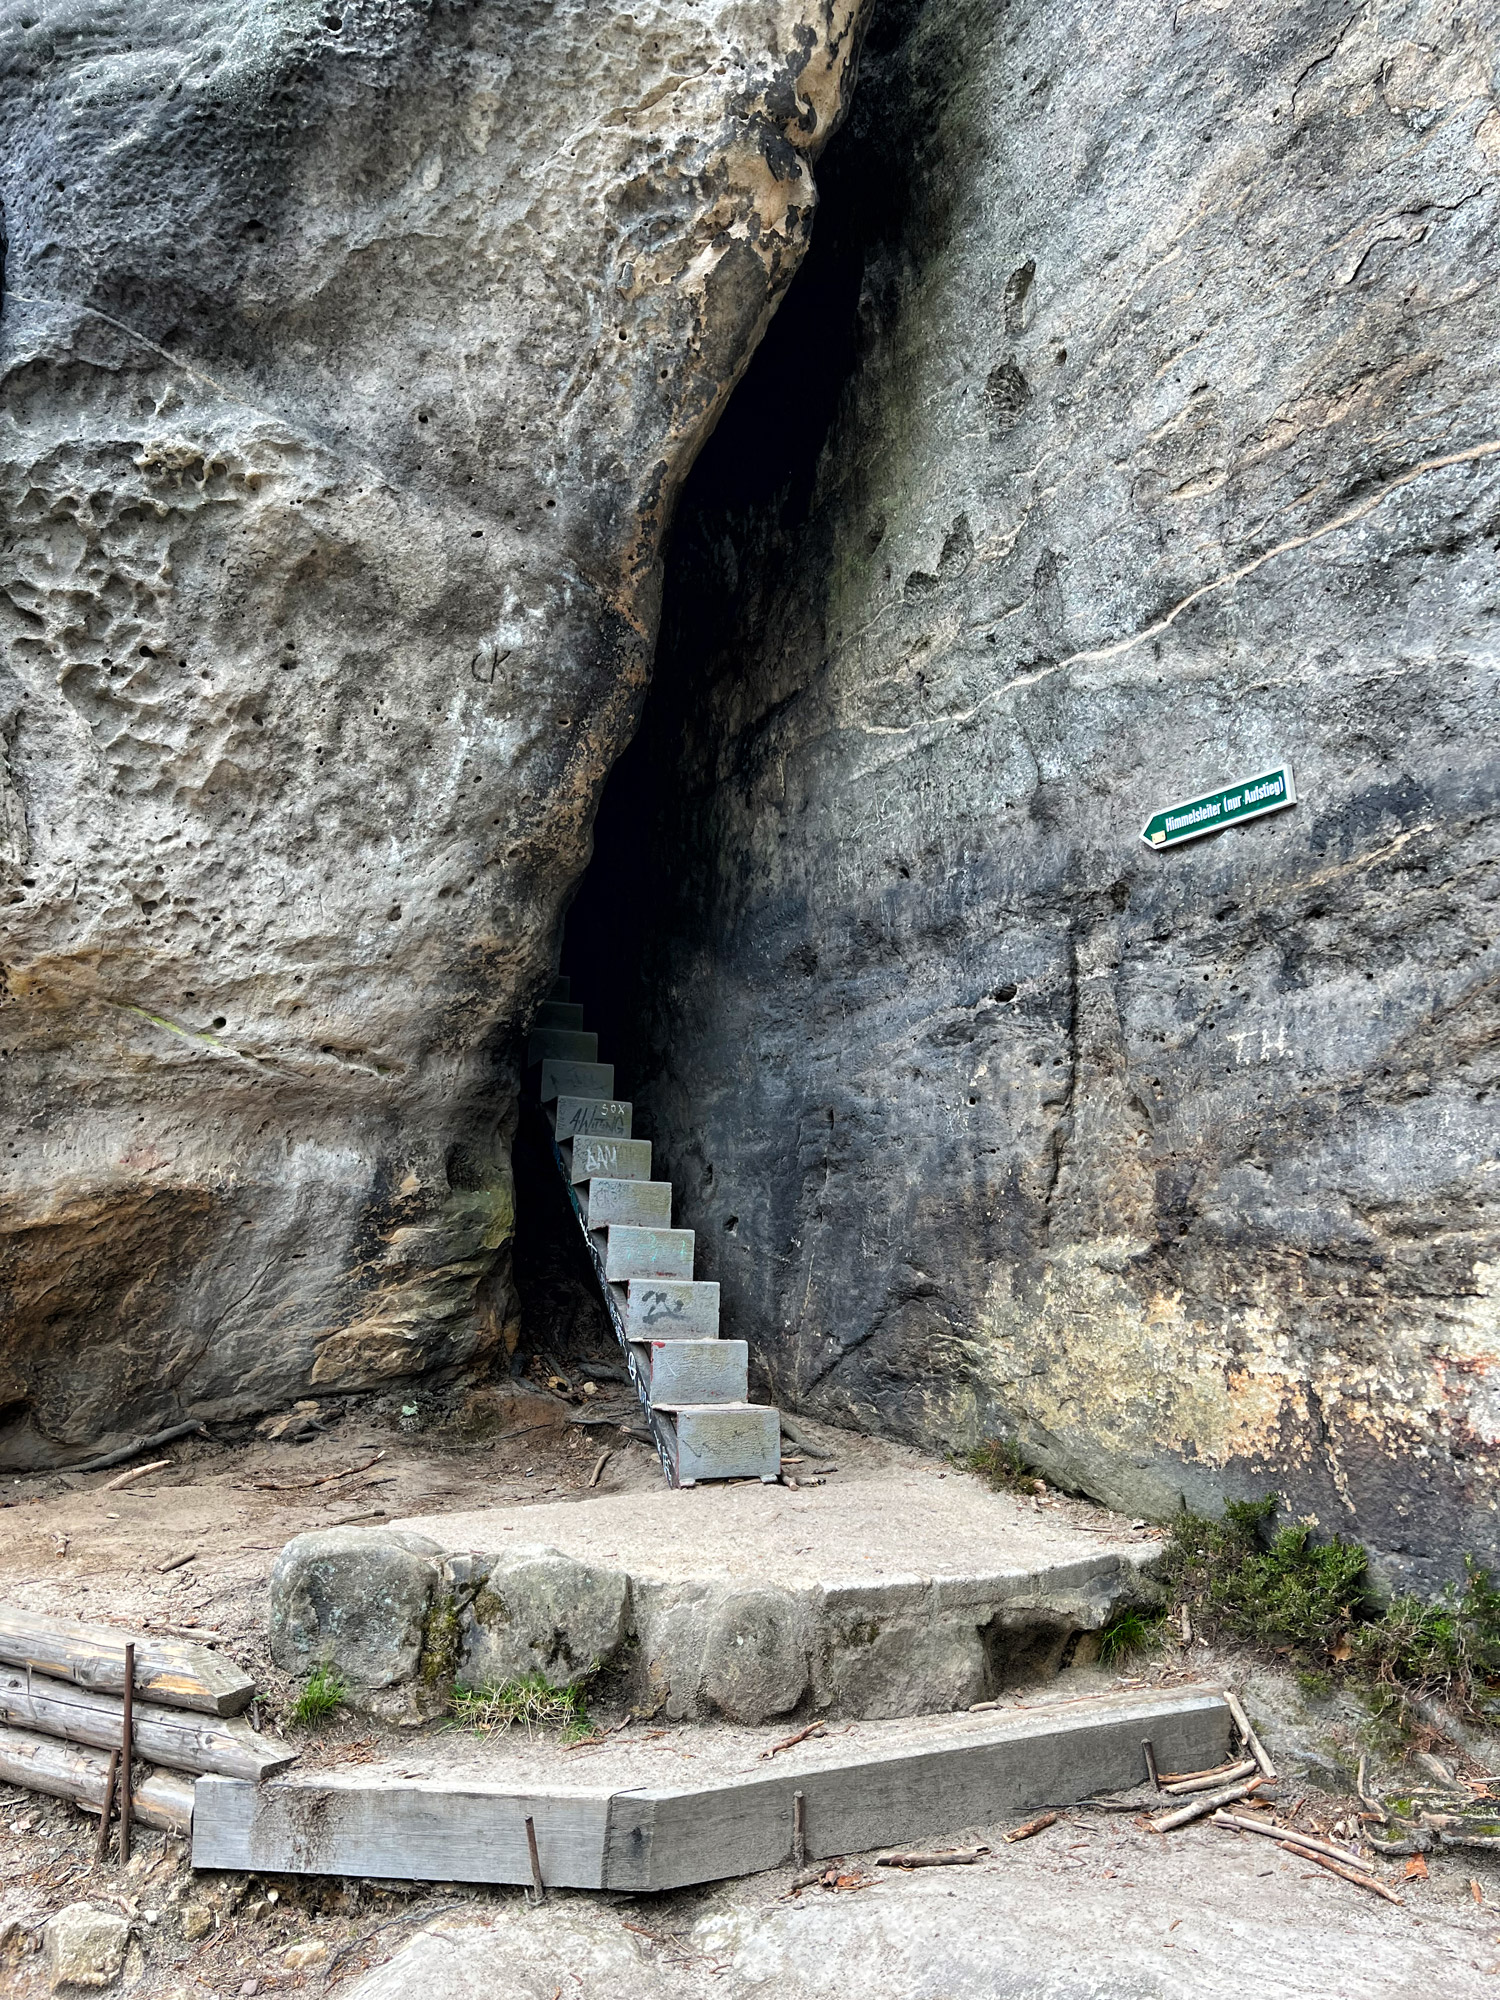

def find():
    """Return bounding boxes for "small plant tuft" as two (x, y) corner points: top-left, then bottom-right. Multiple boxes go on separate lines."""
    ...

(449, 1672), (591, 1739)
(964, 1437), (1043, 1497)
(1099, 1608), (1165, 1665)
(288, 1663), (346, 1726)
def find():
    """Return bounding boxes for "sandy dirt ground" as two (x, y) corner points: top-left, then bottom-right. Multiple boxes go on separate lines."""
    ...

(1, 1399), (1497, 1996)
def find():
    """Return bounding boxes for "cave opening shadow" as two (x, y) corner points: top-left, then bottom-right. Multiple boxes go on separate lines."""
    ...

(515, 2), (930, 1365)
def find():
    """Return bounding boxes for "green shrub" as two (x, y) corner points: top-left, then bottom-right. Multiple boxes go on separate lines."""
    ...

(288, 1664), (346, 1726)
(1162, 1495), (1500, 1720)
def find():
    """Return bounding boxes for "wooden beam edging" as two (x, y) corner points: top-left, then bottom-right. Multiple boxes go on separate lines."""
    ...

(0, 1608), (254, 1717)
(192, 1688), (1231, 1891)
(0, 1665), (296, 1779)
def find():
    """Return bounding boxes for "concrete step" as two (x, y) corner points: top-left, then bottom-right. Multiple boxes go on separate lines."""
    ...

(583, 1178), (672, 1229)
(568, 1135), (651, 1184)
(285, 1464), (1178, 1725)
(527, 1026), (599, 1065)
(639, 1337), (747, 1407)
(553, 1095), (632, 1140)
(668, 1402), (779, 1485)
(193, 1686), (1232, 1894)
(615, 1278), (720, 1340)
(534, 1000), (584, 1029)
(540, 1058), (614, 1104)
(597, 1224), (695, 1281)
(547, 975), (570, 1001)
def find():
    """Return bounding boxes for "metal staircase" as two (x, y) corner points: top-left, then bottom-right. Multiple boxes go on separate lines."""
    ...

(528, 976), (781, 1489)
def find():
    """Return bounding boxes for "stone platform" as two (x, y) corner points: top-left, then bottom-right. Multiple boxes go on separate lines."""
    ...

(269, 1463), (1164, 1725)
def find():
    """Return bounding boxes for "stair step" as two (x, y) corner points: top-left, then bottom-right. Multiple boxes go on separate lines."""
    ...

(667, 1403), (780, 1485)
(553, 1095), (632, 1139)
(597, 1224), (694, 1281)
(528, 1027), (599, 1064)
(540, 1059), (614, 1104)
(547, 975), (571, 1001)
(568, 1135), (651, 1184)
(535, 1000), (585, 1029)
(583, 1178), (672, 1229)
(616, 1278), (720, 1340)
(640, 1337), (747, 1407)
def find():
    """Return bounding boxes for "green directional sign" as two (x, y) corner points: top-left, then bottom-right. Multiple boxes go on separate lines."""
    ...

(1142, 761), (1297, 850)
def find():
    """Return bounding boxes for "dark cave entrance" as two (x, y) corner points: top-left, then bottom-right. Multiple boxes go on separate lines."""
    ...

(510, 0), (934, 1368)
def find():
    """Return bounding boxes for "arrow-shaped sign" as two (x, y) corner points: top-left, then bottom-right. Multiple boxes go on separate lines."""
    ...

(1142, 761), (1297, 850)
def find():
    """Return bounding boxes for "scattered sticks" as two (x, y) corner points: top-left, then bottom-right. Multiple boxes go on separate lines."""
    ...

(587, 1450), (613, 1489)
(69, 1423), (208, 1477)
(877, 1847), (990, 1869)
(1223, 1690), (1277, 1779)
(1161, 1759), (1258, 1796)
(1149, 1776), (1262, 1833)
(102, 1461), (171, 1494)
(793, 1791), (807, 1871)
(1211, 1812), (1374, 1873)
(1142, 1739), (1160, 1790)
(1283, 1841), (1403, 1905)
(761, 1721), (827, 1759)
(1004, 1812), (1059, 1844)
(252, 1454), (384, 1493)
(158, 1552), (197, 1576)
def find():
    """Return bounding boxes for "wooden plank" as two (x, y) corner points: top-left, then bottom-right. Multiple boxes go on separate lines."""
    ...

(673, 1404), (779, 1484)
(644, 1340), (748, 1407)
(0, 1721), (194, 1832)
(620, 1279), (719, 1340)
(0, 1666), (295, 1779)
(604, 1689), (1232, 1891)
(0, 1608), (254, 1716)
(192, 1775), (613, 1888)
(553, 1096), (632, 1139)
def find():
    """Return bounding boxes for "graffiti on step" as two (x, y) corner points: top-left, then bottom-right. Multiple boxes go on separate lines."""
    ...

(637, 1287), (688, 1327)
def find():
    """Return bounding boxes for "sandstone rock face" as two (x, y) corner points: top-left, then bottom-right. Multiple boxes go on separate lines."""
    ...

(0, 0), (864, 1466)
(571, 0), (1500, 1586)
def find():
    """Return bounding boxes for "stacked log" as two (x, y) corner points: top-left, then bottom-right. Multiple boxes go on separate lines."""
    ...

(0, 1609), (293, 1834)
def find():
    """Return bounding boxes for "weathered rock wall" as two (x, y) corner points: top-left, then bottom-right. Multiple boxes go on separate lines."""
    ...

(570, 0), (1500, 1585)
(0, 0), (864, 1466)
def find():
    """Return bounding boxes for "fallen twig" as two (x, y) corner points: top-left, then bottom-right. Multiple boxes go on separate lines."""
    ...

(1211, 1812), (1374, 1872)
(1149, 1776), (1261, 1833)
(761, 1721), (827, 1759)
(1224, 1689), (1277, 1779)
(1280, 1840), (1402, 1904)
(1161, 1759), (1258, 1796)
(70, 1423), (209, 1477)
(158, 1552), (197, 1576)
(253, 1454), (384, 1492)
(1004, 1812), (1059, 1844)
(878, 1846), (990, 1868)
(587, 1450), (613, 1488)
(102, 1461), (170, 1493)
(1143, 1738), (1160, 1790)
